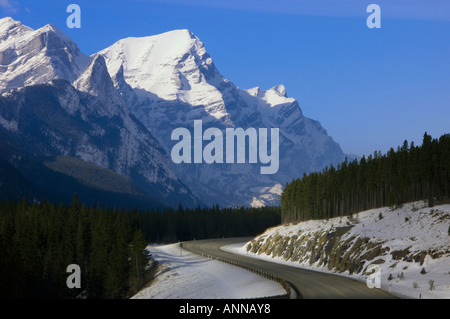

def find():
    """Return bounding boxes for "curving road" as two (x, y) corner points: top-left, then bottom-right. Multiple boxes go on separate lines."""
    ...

(182, 237), (396, 299)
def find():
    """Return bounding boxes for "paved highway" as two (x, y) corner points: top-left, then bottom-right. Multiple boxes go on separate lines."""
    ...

(182, 237), (396, 299)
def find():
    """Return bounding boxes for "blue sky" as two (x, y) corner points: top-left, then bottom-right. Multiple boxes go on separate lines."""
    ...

(1, 0), (449, 157)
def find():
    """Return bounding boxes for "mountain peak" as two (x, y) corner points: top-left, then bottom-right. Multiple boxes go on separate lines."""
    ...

(0, 16), (17, 28)
(102, 28), (205, 69)
(0, 16), (20, 29)
(270, 84), (287, 97)
(37, 23), (72, 41)
(164, 28), (196, 39)
(98, 28), (221, 103)
(72, 54), (128, 117)
(73, 54), (114, 96)
(0, 16), (33, 42)
(245, 84), (288, 99)
(0, 18), (91, 93)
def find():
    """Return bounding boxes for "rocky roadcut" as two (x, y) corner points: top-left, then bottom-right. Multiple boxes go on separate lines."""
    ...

(243, 201), (450, 298)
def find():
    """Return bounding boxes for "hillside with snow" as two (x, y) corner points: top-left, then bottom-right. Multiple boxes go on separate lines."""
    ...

(225, 201), (450, 299)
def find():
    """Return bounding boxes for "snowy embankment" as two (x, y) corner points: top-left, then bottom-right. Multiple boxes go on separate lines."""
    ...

(222, 201), (450, 299)
(131, 243), (286, 299)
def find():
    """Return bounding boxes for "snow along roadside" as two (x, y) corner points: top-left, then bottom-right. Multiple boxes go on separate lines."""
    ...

(221, 201), (450, 299)
(131, 243), (287, 299)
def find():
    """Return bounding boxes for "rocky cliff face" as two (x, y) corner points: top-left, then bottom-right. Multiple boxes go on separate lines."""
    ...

(0, 78), (199, 208)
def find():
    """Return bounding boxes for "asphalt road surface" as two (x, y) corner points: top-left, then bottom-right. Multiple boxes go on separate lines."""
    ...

(182, 237), (396, 299)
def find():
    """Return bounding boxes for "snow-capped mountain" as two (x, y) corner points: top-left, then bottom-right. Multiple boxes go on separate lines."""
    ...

(98, 29), (347, 207)
(0, 18), (199, 208)
(0, 17), (348, 207)
(0, 17), (90, 93)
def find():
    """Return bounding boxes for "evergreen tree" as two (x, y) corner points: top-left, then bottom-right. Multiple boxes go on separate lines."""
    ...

(128, 229), (149, 294)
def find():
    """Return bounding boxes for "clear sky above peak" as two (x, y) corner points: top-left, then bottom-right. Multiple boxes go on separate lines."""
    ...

(1, 0), (449, 157)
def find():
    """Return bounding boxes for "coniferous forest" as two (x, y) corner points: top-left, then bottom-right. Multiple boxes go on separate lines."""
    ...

(281, 133), (450, 223)
(0, 195), (280, 299)
(0, 195), (150, 299)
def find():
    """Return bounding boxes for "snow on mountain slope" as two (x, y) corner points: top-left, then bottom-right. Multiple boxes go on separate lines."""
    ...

(251, 183), (283, 208)
(225, 201), (450, 299)
(73, 54), (129, 118)
(100, 30), (225, 109)
(0, 77), (199, 207)
(99, 29), (347, 207)
(239, 85), (341, 169)
(0, 17), (91, 93)
(0, 18), (201, 207)
(0, 18), (348, 207)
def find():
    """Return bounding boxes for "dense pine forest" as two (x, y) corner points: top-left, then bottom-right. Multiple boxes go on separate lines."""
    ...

(0, 196), (150, 299)
(0, 196), (280, 299)
(133, 204), (281, 243)
(281, 133), (450, 223)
